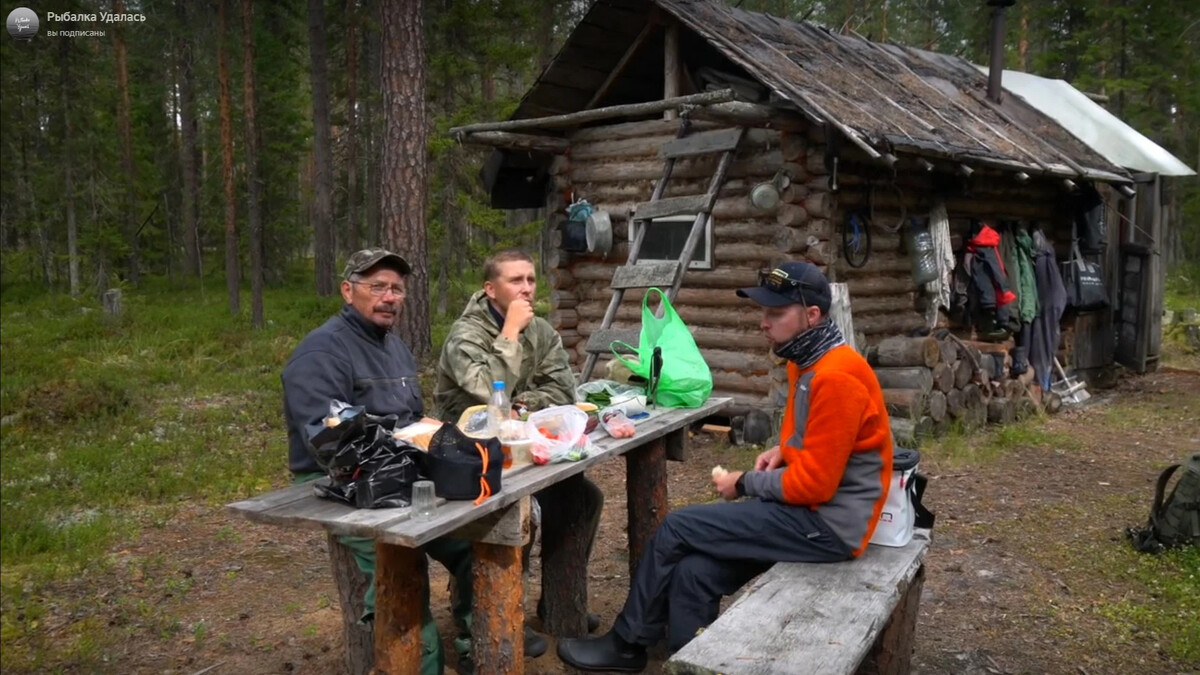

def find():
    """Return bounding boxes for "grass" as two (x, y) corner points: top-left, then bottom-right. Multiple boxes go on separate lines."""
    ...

(921, 416), (1082, 469)
(0, 266), (554, 671)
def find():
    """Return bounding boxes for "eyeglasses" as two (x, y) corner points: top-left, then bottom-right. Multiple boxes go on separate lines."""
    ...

(352, 281), (407, 298)
(758, 268), (808, 305)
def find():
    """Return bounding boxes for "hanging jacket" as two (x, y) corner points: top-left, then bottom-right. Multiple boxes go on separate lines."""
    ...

(1029, 230), (1067, 390)
(967, 224), (1017, 310)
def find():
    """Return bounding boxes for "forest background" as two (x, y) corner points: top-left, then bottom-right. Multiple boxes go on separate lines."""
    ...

(1, 0), (1197, 357)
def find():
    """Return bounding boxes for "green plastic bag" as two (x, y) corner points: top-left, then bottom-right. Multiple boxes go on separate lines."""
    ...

(611, 288), (712, 408)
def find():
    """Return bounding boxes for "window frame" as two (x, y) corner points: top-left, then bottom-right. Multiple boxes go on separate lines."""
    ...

(628, 214), (714, 270)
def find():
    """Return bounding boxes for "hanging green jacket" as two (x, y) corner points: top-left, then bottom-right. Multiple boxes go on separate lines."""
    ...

(1001, 226), (1039, 324)
(433, 290), (576, 422)
(1013, 229), (1039, 323)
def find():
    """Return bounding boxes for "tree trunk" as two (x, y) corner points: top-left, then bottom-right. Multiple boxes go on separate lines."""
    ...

(114, 0), (139, 284)
(243, 0), (264, 327)
(346, 0), (360, 254)
(60, 37), (79, 296)
(177, 0), (202, 278)
(219, 0), (240, 314)
(363, 0), (381, 246)
(309, 0), (337, 296)
(380, 0), (431, 357)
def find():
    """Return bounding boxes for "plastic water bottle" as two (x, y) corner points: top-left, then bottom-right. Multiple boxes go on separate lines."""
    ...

(906, 219), (939, 285)
(487, 380), (510, 437)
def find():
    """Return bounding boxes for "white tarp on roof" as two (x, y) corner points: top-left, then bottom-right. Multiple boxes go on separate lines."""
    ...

(976, 67), (1195, 177)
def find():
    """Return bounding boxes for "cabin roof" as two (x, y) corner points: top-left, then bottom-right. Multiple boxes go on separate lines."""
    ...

(507, 0), (1129, 182)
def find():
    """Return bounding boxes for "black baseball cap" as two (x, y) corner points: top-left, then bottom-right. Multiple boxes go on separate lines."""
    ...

(737, 261), (832, 313)
(342, 248), (412, 279)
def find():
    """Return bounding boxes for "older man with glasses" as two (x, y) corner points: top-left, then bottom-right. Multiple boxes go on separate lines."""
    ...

(282, 248), (533, 675)
(556, 261), (894, 673)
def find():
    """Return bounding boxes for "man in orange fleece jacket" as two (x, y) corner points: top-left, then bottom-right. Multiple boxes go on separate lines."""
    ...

(558, 261), (892, 673)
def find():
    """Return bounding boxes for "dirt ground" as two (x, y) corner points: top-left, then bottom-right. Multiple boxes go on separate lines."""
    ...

(22, 370), (1200, 674)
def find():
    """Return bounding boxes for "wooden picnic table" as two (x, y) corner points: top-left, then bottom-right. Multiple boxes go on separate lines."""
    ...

(227, 398), (730, 675)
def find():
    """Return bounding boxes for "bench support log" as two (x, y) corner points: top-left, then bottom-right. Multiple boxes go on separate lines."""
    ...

(541, 474), (593, 637)
(627, 435), (669, 578)
(856, 564), (925, 675)
(328, 534), (373, 675)
(374, 543), (425, 675)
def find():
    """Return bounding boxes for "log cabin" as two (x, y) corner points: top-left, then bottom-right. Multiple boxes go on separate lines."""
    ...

(451, 0), (1194, 414)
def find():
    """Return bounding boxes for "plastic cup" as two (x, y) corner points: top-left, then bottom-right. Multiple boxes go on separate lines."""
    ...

(411, 480), (436, 521)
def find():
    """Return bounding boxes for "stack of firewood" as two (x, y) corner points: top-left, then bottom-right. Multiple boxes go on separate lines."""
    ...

(865, 335), (1062, 447)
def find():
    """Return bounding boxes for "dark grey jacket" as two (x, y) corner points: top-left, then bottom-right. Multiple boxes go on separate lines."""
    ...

(282, 305), (424, 475)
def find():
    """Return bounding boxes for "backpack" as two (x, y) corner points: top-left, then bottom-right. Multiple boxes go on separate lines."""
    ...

(1128, 454), (1200, 553)
(871, 447), (935, 548)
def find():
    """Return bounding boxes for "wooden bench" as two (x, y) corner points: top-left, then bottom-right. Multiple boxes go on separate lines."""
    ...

(666, 531), (931, 675)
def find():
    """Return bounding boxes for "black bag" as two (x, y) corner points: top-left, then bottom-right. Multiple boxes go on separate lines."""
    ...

(307, 403), (426, 509)
(1063, 241), (1108, 312)
(1072, 183), (1107, 254)
(425, 423), (503, 502)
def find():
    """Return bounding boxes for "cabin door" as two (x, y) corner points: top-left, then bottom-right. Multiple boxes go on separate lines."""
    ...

(1114, 174), (1163, 373)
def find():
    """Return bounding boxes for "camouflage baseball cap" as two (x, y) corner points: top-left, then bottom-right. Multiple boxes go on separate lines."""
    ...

(342, 248), (412, 279)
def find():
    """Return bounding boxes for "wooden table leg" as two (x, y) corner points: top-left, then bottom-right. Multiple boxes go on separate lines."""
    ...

(540, 474), (590, 637)
(626, 432), (670, 579)
(462, 497), (531, 675)
(473, 542), (524, 674)
(374, 542), (426, 675)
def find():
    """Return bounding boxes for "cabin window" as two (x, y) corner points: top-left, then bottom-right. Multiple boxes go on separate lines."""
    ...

(630, 214), (714, 270)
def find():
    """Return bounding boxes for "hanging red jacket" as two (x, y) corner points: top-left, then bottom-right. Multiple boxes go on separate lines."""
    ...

(967, 224), (1017, 309)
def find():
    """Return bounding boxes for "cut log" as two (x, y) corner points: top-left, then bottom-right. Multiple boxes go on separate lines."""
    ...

(774, 227), (820, 253)
(856, 313), (928, 336)
(845, 275), (918, 297)
(927, 390), (947, 423)
(960, 339), (1014, 354)
(550, 290), (578, 309)
(776, 203), (808, 227)
(836, 252), (913, 276)
(806, 241), (837, 265)
(571, 263), (759, 288)
(449, 88), (735, 135)
(987, 397), (1016, 425)
(781, 131), (806, 161)
(961, 384), (986, 428)
(946, 388), (965, 420)
(931, 362), (955, 392)
(883, 388), (929, 420)
(891, 416), (933, 447)
(559, 329), (581, 349)
(1014, 397), (1038, 421)
(873, 367), (933, 393)
(804, 191), (832, 219)
(458, 130), (569, 154)
(570, 150), (784, 183)
(953, 357), (974, 389)
(871, 336), (940, 368)
(938, 339), (958, 368)
(548, 308), (578, 330)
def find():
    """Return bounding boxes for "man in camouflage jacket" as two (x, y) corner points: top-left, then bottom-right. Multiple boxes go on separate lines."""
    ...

(434, 249), (604, 633)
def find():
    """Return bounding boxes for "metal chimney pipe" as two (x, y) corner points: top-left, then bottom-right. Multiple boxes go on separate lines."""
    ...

(987, 0), (1016, 104)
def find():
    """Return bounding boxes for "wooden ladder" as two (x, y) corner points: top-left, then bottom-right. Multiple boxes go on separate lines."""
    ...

(580, 123), (746, 382)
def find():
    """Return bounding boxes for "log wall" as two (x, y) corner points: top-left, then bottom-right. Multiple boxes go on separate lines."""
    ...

(828, 156), (1075, 348)
(546, 118), (1093, 411)
(547, 118), (831, 408)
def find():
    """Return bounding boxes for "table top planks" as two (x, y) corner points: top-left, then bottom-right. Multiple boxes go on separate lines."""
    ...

(666, 532), (931, 675)
(227, 398), (730, 547)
